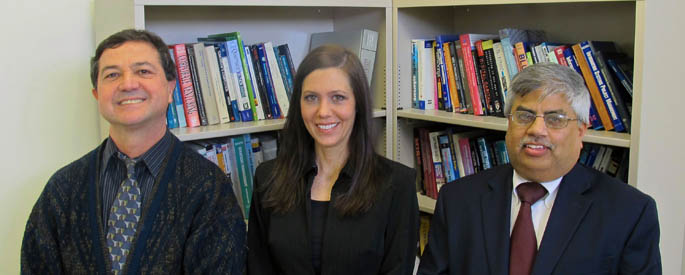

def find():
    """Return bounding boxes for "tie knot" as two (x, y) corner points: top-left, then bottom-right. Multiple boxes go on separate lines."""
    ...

(516, 182), (547, 204)
(117, 152), (137, 177)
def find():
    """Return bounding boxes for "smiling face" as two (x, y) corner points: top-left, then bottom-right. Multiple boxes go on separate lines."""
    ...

(92, 41), (174, 133)
(505, 89), (588, 182)
(300, 67), (356, 154)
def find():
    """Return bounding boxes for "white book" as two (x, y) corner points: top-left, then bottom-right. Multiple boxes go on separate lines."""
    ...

(264, 41), (290, 116)
(192, 43), (220, 125)
(493, 42), (512, 105)
(415, 39), (436, 110)
(204, 45), (231, 123)
(310, 29), (378, 86)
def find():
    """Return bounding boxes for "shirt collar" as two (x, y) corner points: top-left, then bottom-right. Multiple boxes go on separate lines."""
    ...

(512, 169), (562, 208)
(102, 130), (173, 177)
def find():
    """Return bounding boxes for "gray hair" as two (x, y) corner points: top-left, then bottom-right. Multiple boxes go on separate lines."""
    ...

(504, 62), (590, 124)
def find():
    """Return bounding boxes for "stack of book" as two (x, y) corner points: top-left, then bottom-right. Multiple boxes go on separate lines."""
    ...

(189, 133), (278, 219)
(411, 28), (634, 133)
(165, 31), (296, 129)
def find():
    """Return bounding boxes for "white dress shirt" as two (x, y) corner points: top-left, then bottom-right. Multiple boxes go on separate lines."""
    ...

(510, 170), (562, 248)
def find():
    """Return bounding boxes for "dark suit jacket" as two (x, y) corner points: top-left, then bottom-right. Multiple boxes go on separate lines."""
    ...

(418, 163), (661, 275)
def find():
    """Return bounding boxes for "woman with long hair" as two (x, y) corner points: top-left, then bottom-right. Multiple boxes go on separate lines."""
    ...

(247, 45), (419, 275)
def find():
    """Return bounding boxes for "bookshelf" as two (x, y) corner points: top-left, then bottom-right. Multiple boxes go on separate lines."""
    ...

(94, 0), (393, 155)
(391, 0), (643, 212)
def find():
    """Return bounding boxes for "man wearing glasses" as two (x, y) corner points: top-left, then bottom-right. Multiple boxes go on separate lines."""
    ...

(418, 63), (661, 275)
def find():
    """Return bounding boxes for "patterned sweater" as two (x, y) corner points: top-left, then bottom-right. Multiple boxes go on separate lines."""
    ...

(21, 137), (246, 274)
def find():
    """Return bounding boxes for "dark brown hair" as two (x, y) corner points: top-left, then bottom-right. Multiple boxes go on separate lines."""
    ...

(90, 29), (176, 88)
(262, 45), (381, 216)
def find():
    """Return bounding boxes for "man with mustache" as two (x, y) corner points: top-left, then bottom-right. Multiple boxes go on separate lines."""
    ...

(418, 63), (661, 275)
(21, 29), (246, 274)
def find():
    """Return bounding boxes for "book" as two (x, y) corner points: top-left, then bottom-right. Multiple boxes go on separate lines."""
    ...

(442, 41), (461, 112)
(166, 103), (179, 129)
(588, 41), (631, 132)
(459, 34), (498, 116)
(436, 35), (459, 112)
(571, 43), (614, 131)
(448, 41), (468, 113)
(276, 44), (296, 100)
(191, 43), (220, 125)
(213, 43), (239, 122)
(167, 49), (187, 128)
(455, 41), (473, 114)
(186, 44), (209, 126)
(475, 40), (494, 115)
(417, 128), (437, 199)
(492, 42), (511, 106)
(563, 47), (603, 130)
(411, 41), (420, 109)
(249, 45), (273, 119)
(170, 44), (201, 127)
(208, 32), (260, 121)
(203, 45), (231, 123)
(414, 39), (437, 110)
(580, 41), (625, 132)
(428, 131), (446, 190)
(310, 28), (378, 85)
(482, 40), (505, 117)
(256, 43), (283, 118)
(264, 42), (291, 117)
(245, 45), (267, 120)
(438, 134), (457, 182)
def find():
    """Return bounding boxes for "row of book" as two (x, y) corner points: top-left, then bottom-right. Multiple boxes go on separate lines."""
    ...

(411, 28), (634, 133)
(414, 128), (509, 199)
(188, 133), (278, 218)
(580, 144), (629, 183)
(166, 31), (295, 129)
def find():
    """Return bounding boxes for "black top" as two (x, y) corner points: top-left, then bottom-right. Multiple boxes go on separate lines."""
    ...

(310, 200), (329, 275)
(100, 131), (173, 226)
(247, 155), (420, 275)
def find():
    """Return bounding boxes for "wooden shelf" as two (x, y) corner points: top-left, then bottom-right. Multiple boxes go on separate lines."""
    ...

(397, 109), (631, 148)
(394, 0), (633, 8)
(417, 193), (436, 214)
(137, 0), (391, 7)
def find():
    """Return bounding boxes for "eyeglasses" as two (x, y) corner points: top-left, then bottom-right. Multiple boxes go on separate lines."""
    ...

(508, 110), (578, 129)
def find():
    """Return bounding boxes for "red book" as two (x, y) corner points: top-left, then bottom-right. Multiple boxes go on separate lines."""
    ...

(554, 45), (569, 66)
(419, 128), (437, 199)
(171, 44), (201, 127)
(459, 34), (497, 116)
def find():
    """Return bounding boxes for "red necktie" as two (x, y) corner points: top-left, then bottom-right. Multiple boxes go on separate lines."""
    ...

(509, 182), (548, 275)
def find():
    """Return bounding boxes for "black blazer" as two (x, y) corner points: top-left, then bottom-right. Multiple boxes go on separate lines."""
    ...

(418, 163), (661, 275)
(248, 156), (419, 275)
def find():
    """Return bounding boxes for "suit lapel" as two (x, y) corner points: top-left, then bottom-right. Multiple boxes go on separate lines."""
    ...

(481, 165), (514, 275)
(532, 164), (594, 275)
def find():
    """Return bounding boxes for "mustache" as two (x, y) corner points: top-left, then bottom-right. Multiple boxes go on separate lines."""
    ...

(519, 136), (555, 150)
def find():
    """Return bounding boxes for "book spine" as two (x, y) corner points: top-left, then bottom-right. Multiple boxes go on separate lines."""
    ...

(607, 59), (633, 97)
(483, 40), (505, 117)
(276, 45), (295, 100)
(475, 40), (494, 115)
(572, 44), (614, 131)
(245, 45), (266, 120)
(500, 37), (520, 78)
(192, 43), (220, 125)
(554, 46), (569, 66)
(419, 128), (437, 199)
(492, 42), (511, 107)
(411, 41), (420, 109)
(476, 137), (492, 170)
(443, 42), (460, 112)
(515, 42), (530, 70)
(264, 42), (291, 116)
(459, 35), (484, 115)
(455, 42), (473, 114)
(458, 137), (474, 176)
(420, 40), (436, 110)
(472, 50), (489, 116)
(250, 45), (272, 119)
(216, 44), (237, 122)
(204, 45), (231, 123)
(413, 130), (425, 194)
(232, 136), (251, 217)
(257, 44), (282, 118)
(166, 103), (179, 129)
(593, 49), (630, 132)
(435, 40), (452, 112)
(438, 134), (456, 182)
(171, 44), (201, 127)
(185, 44), (209, 126)
(226, 40), (254, 122)
(449, 42), (467, 113)
(580, 41), (624, 132)
(429, 131), (445, 188)
(232, 33), (259, 120)
(433, 41), (444, 110)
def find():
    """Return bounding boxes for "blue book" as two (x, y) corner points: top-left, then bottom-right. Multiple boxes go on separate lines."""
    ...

(500, 37), (520, 78)
(166, 103), (179, 129)
(171, 77), (187, 128)
(225, 39), (254, 122)
(580, 41), (625, 132)
(564, 47), (604, 131)
(257, 43), (282, 118)
(436, 35), (459, 112)
(476, 137), (493, 170)
(411, 41), (420, 109)
(438, 134), (456, 182)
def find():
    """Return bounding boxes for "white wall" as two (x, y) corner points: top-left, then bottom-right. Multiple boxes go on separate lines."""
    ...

(638, 0), (685, 274)
(0, 0), (100, 273)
